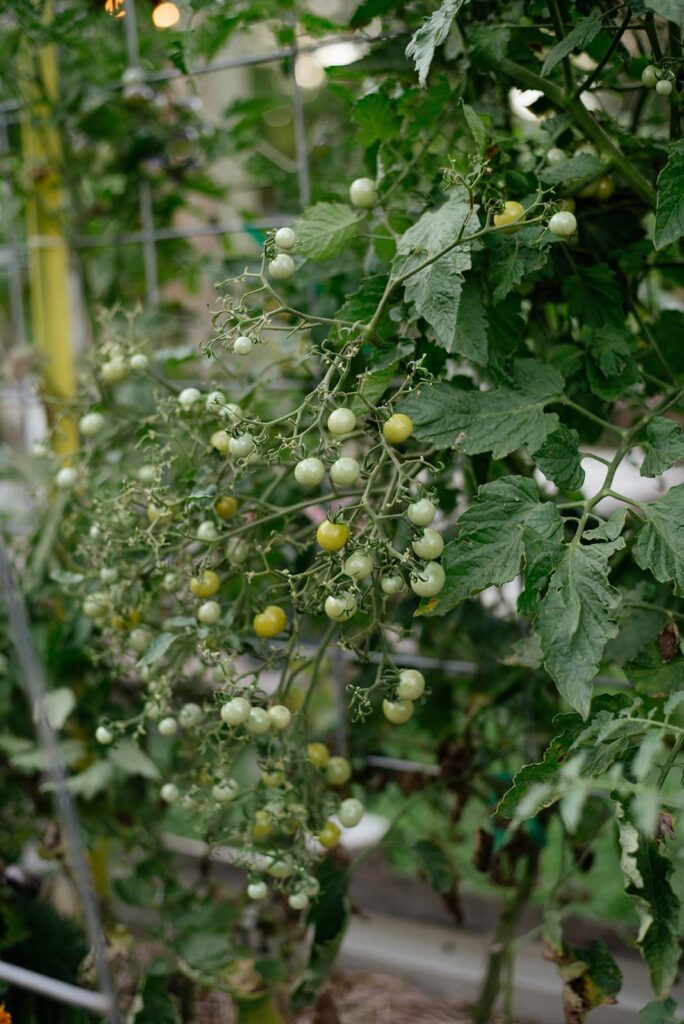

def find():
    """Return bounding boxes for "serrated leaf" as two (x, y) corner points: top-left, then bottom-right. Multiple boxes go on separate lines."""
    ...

(109, 741), (161, 780)
(655, 145), (684, 250)
(414, 839), (454, 893)
(640, 998), (681, 1024)
(621, 826), (681, 997)
(451, 280), (488, 364)
(536, 528), (625, 717)
(634, 484), (684, 596)
(49, 569), (85, 586)
(65, 761), (114, 801)
(534, 425), (585, 490)
(498, 713), (584, 819)
(43, 687), (76, 730)
(405, 0), (470, 87)
(352, 92), (398, 145)
(393, 191), (474, 349)
(563, 264), (623, 328)
(626, 640), (684, 698)
(462, 102), (488, 154)
(500, 633), (544, 669)
(138, 631), (179, 666)
(641, 418), (684, 477)
(133, 970), (181, 1024)
(293, 202), (362, 260)
(400, 359), (564, 456)
(334, 274), (390, 336)
(540, 153), (604, 186)
(418, 477), (562, 616)
(488, 232), (550, 304)
(646, 0), (684, 19)
(548, 938), (622, 1021)
(541, 10), (603, 75)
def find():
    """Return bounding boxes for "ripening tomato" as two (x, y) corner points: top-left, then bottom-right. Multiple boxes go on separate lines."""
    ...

(318, 820), (341, 849)
(253, 605), (288, 638)
(383, 414), (413, 444)
(317, 520), (350, 551)
(190, 570), (220, 598)
(493, 200), (525, 232)
(216, 495), (238, 519)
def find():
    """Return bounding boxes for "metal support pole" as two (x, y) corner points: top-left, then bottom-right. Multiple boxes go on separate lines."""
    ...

(289, 22), (311, 207)
(0, 542), (119, 1022)
(20, 0), (77, 454)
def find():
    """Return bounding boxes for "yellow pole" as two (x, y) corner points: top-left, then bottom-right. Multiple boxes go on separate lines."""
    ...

(21, 0), (77, 455)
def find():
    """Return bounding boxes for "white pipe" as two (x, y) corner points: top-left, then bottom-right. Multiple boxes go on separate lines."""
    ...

(0, 961), (113, 1016)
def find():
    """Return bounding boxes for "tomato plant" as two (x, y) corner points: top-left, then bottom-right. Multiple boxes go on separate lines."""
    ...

(4, 1), (684, 1022)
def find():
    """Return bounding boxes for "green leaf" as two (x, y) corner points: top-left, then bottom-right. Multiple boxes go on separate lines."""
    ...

(541, 10), (603, 75)
(655, 145), (684, 250)
(641, 418), (684, 477)
(417, 477), (562, 616)
(563, 264), (623, 327)
(645, 0), (684, 26)
(43, 687), (76, 730)
(498, 713), (584, 819)
(619, 819), (681, 997)
(352, 93), (398, 145)
(109, 740), (161, 780)
(540, 153), (604, 186)
(293, 202), (362, 260)
(462, 101), (488, 154)
(414, 839), (454, 893)
(548, 938), (622, 1021)
(49, 569), (85, 586)
(138, 631), (179, 666)
(65, 761), (114, 801)
(634, 484), (684, 596)
(133, 969), (181, 1024)
(488, 232), (550, 304)
(349, 0), (396, 27)
(451, 280), (488, 364)
(640, 998), (681, 1024)
(626, 639), (684, 697)
(400, 359), (564, 457)
(334, 275), (391, 335)
(393, 191), (473, 349)
(405, 0), (470, 87)
(536, 525), (625, 717)
(534, 425), (585, 490)
(352, 347), (412, 414)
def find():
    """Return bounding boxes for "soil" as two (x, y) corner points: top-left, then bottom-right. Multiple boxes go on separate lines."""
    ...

(192, 970), (506, 1023)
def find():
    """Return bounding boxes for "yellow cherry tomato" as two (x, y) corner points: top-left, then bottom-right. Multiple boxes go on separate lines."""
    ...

(253, 604), (288, 638)
(316, 520), (350, 552)
(307, 742), (330, 768)
(252, 810), (273, 842)
(383, 413), (413, 444)
(325, 756), (351, 786)
(594, 175), (615, 200)
(110, 614), (127, 632)
(493, 200), (525, 233)
(215, 495), (238, 519)
(559, 197), (576, 213)
(318, 820), (341, 849)
(190, 569), (220, 598)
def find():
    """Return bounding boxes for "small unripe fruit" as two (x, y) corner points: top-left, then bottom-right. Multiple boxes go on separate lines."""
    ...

(197, 520), (219, 542)
(190, 570), (220, 598)
(268, 705), (292, 731)
(325, 756), (351, 786)
(594, 175), (615, 200)
(318, 820), (341, 849)
(79, 412), (105, 437)
(215, 495), (238, 519)
(327, 408), (356, 435)
(274, 226), (296, 250)
(179, 703), (203, 728)
(330, 456), (360, 486)
(247, 880), (268, 900)
(269, 253), (295, 280)
(307, 742), (330, 767)
(383, 698), (414, 724)
(383, 414), (413, 444)
(101, 359), (128, 384)
(380, 574), (406, 595)
(229, 433), (255, 458)
(129, 627), (152, 654)
(210, 430), (231, 455)
(343, 551), (374, 581)
(548, 211), (577, 237)
(246, 707), (271, 735)
(407, 498), (436, 526)
(288, 891), (310, 911)
(56, 466), (78, 490)
(349, 177), (377, 209)
(493, 200), (525, 233)
(253, 605), (288, 638)
(656, 79), (673, 96)
(316, 520), (350, 552)
(338, 797), (364, 828)
(397, 669), (426, 701)
(226, 538), (249, 564)
(294, 457), (325, 486)
(642, 65), (658, 88)
(412, 528), (444, 560)
(325, 593), (357, 621)
(546, 147), (565, 164)
(178, 387), (201, 411)
(95, 725), (113, 745)
(158, 717), (178, 737)
(221, 697), (251, 726)
(160, 782), (179, 804)
(410, 562), (446, 598)
(129, 352), (149, 370)
(197, 600), (221, 625)
(234, 335), (253, 355)
(212, 779), (239, 802)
